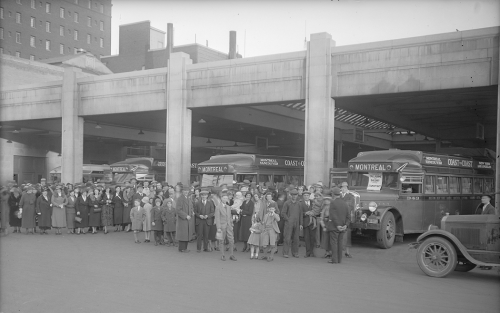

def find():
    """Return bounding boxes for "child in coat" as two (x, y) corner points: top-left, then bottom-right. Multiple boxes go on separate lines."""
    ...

(130, 199), (145, 244)
(151, 198), (164, 246)
(142, 197), (153, 243)
(161, 198), (177, 246)
(247, 218), (264, 259)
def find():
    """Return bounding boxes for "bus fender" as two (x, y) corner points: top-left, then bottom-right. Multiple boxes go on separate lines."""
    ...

(415, 230), (491, 266)
(376, 206), (404, 242)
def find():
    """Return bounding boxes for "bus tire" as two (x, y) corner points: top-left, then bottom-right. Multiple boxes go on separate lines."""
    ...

(376, 211), (395, 249)
(416, 236), (457, 278)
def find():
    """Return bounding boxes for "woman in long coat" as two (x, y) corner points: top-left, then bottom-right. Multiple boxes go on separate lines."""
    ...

(20, 187), (37, 233)
(175, 187), (194, 252)
(75, 189), (90, 234)
(65, 189), (77, 234)
(142, 197), (153, 242)
(36, 187), (53, 234)
(51, 186), (67, 235)
(122, 185), (134, 232)
(239, 192), (254, 252)
(101, 186), (114, 234)
(112, 186), (124, 232)
(1, 187), (10, 235)
(8, 186), (22, 233)
(88, 188), (102, 234)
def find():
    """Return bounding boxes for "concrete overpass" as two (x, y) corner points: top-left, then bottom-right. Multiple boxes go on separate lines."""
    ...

(1, 27), (499, 187)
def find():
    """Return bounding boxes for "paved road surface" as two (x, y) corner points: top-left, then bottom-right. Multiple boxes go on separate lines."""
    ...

(1, 230), (498, 313)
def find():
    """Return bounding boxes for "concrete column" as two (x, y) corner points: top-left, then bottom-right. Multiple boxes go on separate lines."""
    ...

(304, 33), (335, 185)
(496, 39), (500, 214)
(61, 67), (84, 184)
(166, 52), (192, 185)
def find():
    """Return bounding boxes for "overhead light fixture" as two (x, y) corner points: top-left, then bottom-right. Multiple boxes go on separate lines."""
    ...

(7, 140), (13, 143)
(95, 123), (102, 129)
(206, 138), (212, 144)
(138, 129), (144, 135)
(233, 141), (238, 147)
(363, 118), (370, 125)
(198, 119), (206, 124)
(270, 129), (276, 136)
(13, 128), (20, 134)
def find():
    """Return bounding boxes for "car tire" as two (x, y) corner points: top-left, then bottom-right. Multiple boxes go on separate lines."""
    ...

(455, 259), (476, 272)
(376, 211), (395, 249)
(416, 236), (457, 278)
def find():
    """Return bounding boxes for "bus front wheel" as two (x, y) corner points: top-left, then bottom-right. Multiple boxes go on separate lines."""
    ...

(376, 212), (395, 249)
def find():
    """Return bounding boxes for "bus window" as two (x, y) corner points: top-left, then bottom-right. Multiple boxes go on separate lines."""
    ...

(286, 175), (300, 187)
(201, 174), (234, 187)
(484, 178), (494, 194)
(461, 177), (472, 194)
(436, 176), (448, 194)
(259, 174), (272, 188)
(274, 175), (285, 190)
(424, 176), (435, 194)
(236, 174), (256, 184)
(350, 172), (398, 190)
(473, 178), (484, 194)
(400, 175), (423, 194)
(449, 177), (460, 194)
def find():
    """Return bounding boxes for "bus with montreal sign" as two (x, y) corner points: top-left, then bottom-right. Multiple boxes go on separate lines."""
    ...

(343, 149), (495, 249)
(110, 158), (199, 183)
(197, 154), (304, 189)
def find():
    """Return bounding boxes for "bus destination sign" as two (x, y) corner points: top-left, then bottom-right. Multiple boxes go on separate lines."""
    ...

(348, 163), (393, 172)
(423, 155), (492, 170)
(256, 157), (304, 168)
(197, 164), (230, 173)
(111, 166), (129, 173)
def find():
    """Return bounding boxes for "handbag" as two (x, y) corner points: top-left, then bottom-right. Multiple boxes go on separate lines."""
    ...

(215, 229), (223, 240)
(75, 216), (82, 223)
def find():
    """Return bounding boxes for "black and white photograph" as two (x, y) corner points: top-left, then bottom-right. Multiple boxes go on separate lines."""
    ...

(0, 0), (499, 312)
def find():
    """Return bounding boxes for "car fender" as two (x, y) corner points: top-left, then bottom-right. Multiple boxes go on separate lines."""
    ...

(416, 230), (495, 267)
(377, 206), (404, 237)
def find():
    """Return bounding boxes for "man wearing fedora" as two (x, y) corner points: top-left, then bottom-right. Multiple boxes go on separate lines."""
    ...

(194, 189), (215, 252)
(214, 192), (237, 261)
(301, 190), (317, 257)
(175, 186), (194, 253)
(281, 189), (303, 258)
(325, 187), (350, 264)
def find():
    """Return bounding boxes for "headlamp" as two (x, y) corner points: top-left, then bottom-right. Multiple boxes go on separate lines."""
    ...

(360, 213), (367, 222)
(368, 201), (378, 213)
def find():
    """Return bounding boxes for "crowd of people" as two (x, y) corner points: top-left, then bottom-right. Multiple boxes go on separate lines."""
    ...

(0, 177), (358, 264)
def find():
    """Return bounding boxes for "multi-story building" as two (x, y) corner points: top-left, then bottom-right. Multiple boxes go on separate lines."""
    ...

(0, 0), (111, 61)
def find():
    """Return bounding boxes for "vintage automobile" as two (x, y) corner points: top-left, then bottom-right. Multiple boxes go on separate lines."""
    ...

(410, 214), (500, 277)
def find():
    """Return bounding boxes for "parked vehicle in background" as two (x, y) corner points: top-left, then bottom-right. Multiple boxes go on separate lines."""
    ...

(343, 149), (494, 249)
(50, 164), (112, 183)
(410, 214), (500, 278)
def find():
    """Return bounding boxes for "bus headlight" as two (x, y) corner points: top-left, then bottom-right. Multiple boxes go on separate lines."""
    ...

(368, 201), (378, 213)
(360, 213), (367, 222)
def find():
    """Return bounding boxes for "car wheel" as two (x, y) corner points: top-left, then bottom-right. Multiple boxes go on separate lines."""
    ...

(455, 259), (476, 272)
(376, 211), (395, 249)
(416, 236), (457, 278)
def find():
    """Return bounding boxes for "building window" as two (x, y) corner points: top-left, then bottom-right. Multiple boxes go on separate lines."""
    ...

(30, 35), (35, 47)
(74, 12), (78, 23)
(86, 33), (90, 44)
(31, 0), (35, 9)
(0, 28), (3, 40)
(45, 21), (50, 32)
(30, 55), (35, 61)
(99, 4), (103, 13)
(99, 21), (103, 31)
(0, 7), (3, 19)
(45, 39), (50, 50)
(59, 44), (64, 54)
(16, 12), (21, 23)
(60, 25), (64, 36)
(74, 30), (78, 40)
(59, 7), (64, 18)
(45, 2), (50, 13)
(16, 51), (20, 58)
(30, 16), (35, 27)
(87, 16), (91, 27)
(99, 37), (103, 48)
(16, 32), (21, 43)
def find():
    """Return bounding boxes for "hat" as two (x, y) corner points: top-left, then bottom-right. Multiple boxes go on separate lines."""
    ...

(155, 198), (162, 203)
(268, 186), (276, 191)
(289, 189), (298, 195)
(192, 182), (200, 187)
(243, 179), (251, 185)
(211, 186), (222, 194)
(341, 182), (348, 187)
(265, 191), (273, 197)
(200, 189), (210, 195)
(303, 190), (311, 196)
(142, 196), (150, 204)
(481, 194), (492, 200)
(240, 186), (249, 192)
(268, 202), (277, 209)
(55, 185), (62, 190)
(245, 192), (252, 197)
(322, 189), (333, 198)
(41, 186), (49, 192)
(332, 187), (341, 196)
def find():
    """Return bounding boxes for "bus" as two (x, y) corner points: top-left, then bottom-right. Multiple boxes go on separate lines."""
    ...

(110, 157), (199, 184)
(342, 150), (495, 249)
(49, 164), (112, 184)
(197, 154), (304, 189)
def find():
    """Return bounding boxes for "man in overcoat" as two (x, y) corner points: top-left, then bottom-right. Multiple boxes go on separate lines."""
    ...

(214, 193), (237, 261)
(326, 187), (350, 264)
(281, 189), (303, 258)
(300, 190), (317, 257)
(194, 189), (215, 252)
(175, 186), (194, 252)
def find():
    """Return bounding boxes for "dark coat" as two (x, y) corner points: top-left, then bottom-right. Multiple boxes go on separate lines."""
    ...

(75, 195), (90, 228)
(327, 198), (350, 231)
(300, 199), (315, 227)
(36, 195), (52, 228)
(475, 203), (496, 215)
(175, 194), (194, 241)
(112, 194), (125, 225)
(151, 206), (163, 231)
(8, 192), (22, 227)
(194, 199), (215, 226)
(20, 193), (37, 228)
(239, 199), (254, 242)
(88, 195), (102, 227)
(161, 206), (176, 232)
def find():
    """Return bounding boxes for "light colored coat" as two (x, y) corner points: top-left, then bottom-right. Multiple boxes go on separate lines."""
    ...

(215, 201), (233, 230)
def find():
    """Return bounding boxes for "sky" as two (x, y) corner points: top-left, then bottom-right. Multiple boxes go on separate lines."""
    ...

(110, 0), (500, 58)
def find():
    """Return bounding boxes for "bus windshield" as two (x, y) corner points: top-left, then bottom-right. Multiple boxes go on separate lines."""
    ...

(349, 172), (399, 190)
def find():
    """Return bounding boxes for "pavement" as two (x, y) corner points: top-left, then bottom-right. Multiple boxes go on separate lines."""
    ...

(1, 230), (499, 313)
